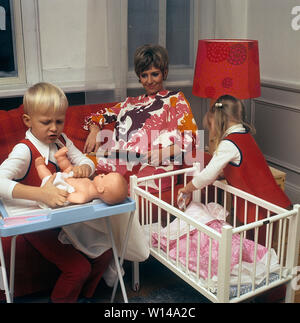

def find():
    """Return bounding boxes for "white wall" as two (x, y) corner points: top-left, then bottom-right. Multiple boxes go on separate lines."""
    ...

(247, 0), (300, 88)
(38, 0), (110, 87)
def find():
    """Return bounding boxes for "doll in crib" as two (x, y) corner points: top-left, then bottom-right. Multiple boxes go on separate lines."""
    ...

(35, 147), (128, 205)
(152, 201), (279, 282)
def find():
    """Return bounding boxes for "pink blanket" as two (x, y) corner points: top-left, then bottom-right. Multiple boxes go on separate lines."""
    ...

(152, 203), (268, 280)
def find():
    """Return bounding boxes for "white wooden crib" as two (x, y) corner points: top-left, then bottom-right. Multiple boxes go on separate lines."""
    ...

(130, 163), (300, 303)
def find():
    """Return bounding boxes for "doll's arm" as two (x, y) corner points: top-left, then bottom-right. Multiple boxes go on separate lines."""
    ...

(35, 156), (52, 180)
(54, 147), (73, 173)
(67, 191), (89, 204)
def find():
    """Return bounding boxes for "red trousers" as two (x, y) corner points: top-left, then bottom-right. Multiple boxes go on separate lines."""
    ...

(24, 229), (112, 303)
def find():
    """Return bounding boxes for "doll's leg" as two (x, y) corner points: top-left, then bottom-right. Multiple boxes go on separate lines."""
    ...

(35, 157), (52, 180)
(54, 147), (73, 173)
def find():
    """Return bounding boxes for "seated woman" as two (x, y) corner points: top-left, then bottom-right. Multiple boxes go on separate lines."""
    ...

(35, 147), (128, 205)
(83, 44), (198, 192)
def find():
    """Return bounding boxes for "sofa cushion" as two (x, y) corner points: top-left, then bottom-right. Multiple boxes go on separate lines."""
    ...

(0, 105), (27, 164)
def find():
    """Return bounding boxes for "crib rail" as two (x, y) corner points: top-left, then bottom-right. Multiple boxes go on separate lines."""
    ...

(131, 164), (300, 303)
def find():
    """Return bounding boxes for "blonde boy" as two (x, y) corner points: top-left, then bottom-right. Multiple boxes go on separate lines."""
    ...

(0, 82), (94, 207)
(0, 82), (113, 303)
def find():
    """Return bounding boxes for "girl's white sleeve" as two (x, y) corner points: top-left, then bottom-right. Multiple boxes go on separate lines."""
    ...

(192, 140), (240, 189)
(0, 144), (31, 199)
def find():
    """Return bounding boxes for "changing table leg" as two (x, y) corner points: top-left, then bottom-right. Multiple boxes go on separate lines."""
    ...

(111, 211), (134, 302)
(0, 238), (12, 303)
(105, 218), (128, 303)
(9, 236), (17, 303)
(132, 261), (140, 291)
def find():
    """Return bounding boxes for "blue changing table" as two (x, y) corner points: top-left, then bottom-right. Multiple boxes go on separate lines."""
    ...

(0, 198), (136, 303)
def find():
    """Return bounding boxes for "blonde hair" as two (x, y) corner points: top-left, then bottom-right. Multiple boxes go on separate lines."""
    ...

(23, 82), (68, 115)
(205, 95), (255, 148)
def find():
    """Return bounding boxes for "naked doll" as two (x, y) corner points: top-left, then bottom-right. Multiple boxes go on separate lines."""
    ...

(36, 147), (128, 205)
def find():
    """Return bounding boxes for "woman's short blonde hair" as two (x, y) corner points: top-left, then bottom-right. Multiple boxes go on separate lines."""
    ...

(23, 82), (68, 115)
(134, 44), (169, 80)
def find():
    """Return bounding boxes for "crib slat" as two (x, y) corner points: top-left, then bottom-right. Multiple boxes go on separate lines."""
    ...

(141, 197), (145, 227)
(171, 176), (174, 207)
(197, 230), (200, 281)
(208, 238), (212, 284)
(186, 224), (190, 274)
(237, 233), (243, 297)
(176, 218), (180, 267)
(266, 222), (273, 285)
(149, 202), (153, 248)
(158, 202), (161, 255)
(145, 182), (149, 225)
(167, 212), (170, 260)
(251, 227), (259, 292)
(243, 200), (248, 233)
(223, 190), (227, 215)
(233, 195), (237, 228)
(265, 210), (271, 248)
(277, 219), (283, 261)
(279, 219), (287, 278)
(214, 186), (217, 204)
(255, 205), (259, 222)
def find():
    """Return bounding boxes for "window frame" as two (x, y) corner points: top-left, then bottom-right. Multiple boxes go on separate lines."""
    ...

(0, 0), (26, 87)
(127, 0), (200, 89)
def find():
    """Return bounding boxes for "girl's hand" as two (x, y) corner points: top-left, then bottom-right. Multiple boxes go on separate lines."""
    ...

(40, 174), (69, 208)
(72, 164), (92, 178)
(83, 125), (100, 153)
(177, 187), (192, 208)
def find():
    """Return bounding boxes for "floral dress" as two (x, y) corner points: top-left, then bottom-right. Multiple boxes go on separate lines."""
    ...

(84, 90), (197, 191)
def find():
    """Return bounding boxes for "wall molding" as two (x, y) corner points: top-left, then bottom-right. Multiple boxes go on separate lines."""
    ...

(265, 155), (300, 175)
(254, 97), (300, 114)
(284, 181), (300, 204)
(261, 79), (300, 94)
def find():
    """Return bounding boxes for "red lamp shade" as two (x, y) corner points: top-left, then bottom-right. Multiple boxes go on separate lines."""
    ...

(192, 39), (261, 100)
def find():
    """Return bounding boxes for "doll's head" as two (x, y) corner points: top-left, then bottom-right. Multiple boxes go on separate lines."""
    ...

(93, 172), (128, 205)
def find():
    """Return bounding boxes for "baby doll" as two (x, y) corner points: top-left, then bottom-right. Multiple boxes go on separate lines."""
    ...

(35, 147), (128, 205)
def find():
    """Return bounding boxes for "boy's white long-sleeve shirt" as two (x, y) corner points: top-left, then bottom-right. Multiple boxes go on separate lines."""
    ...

(192, 124), (245, 190)
(0, 129), (95, 200)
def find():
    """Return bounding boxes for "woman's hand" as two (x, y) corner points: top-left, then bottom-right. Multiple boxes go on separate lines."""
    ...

(145, 145), (179, 165)
(145, 149), (162, 165)
(83, 124), (100, 154)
